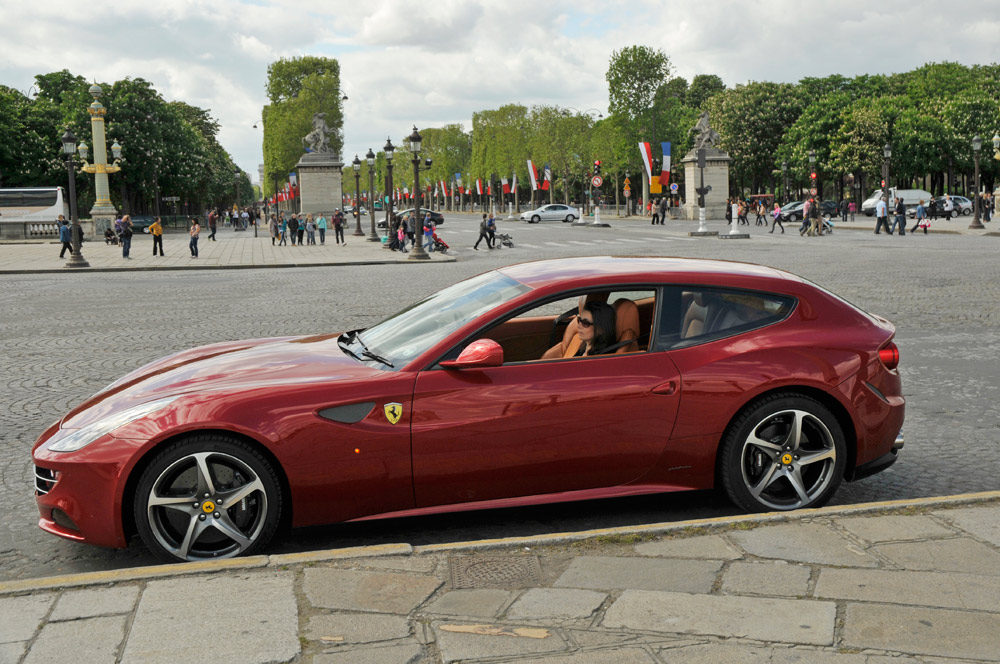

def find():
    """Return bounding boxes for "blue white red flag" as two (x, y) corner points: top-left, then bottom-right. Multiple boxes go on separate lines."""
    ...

(660, 142), (671, 186)
(541, 163), (552, 191)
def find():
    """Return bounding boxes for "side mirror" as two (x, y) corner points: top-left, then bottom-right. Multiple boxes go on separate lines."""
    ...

(439, 339), (503, 369)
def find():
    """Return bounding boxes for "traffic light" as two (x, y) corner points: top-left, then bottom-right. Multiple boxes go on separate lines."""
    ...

(593, 160), (601, 175)
(810, 171), (817, 181)
(881, 179), (886, 187)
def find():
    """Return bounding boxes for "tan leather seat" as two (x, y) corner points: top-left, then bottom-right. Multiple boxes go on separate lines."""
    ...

(611, 298), (639, 353)
(681, 293), (708, 339)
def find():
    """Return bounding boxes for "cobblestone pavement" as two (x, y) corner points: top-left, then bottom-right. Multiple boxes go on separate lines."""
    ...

(2, 216), (998, 580)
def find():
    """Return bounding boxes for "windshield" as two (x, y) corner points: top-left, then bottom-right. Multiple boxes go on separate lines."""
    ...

(355, 271), (530, 368)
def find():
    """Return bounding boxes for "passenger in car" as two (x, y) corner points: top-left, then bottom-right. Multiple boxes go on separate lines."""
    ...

(575, 302), (617, 356)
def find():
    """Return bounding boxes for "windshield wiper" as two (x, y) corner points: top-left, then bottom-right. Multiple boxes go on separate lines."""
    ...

(361, 349), (394, 368)
(337, 335), (363, 361)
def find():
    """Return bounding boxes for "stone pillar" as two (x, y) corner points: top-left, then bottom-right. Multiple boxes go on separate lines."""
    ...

(297, 153), (344, 218)
(681, 148), (731, 220)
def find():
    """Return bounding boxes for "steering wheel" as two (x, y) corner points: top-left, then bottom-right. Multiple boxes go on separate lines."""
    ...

(548, 306), (580, 348)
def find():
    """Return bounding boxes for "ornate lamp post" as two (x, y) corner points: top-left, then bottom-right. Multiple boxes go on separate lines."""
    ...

(382, 138), (395, 248)
(883, 143), (892, 201)
(352, 155), (364, 236)
(407, 126), (430, 260)
(77, 84), (122, 234)
(781, 160), (788, 203)
(971, 135), (984, 229)
(60, 129), (89, 268)
(366, 148), (379, 242)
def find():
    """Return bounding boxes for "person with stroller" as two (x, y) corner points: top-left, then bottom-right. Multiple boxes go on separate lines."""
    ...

(474, 213), (494, 250)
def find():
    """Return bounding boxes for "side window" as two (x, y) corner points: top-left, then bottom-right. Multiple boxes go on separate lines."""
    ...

(468, 289), (657, 363)
(656, 287), (795, 349)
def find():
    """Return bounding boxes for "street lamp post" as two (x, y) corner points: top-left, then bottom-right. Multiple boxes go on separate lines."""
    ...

(352, 155), (364, 236)
(407, 126), (430, 260)
(366, 148), (379, 242)
(971, 135), (984, 229)
(77, 84), (122, 236)
(781, 161), (788, 203)
(883, 143), (892, 202)
(383, 138), (395, 248)
(60, 129), (89, 268)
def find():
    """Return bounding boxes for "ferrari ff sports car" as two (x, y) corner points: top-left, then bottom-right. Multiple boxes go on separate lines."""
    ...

(32, 257), (905, 562)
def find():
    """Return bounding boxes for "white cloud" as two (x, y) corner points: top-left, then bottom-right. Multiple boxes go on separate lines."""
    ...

(2, 0), (999, 182)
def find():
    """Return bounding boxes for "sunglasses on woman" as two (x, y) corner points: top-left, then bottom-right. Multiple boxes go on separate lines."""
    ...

(576, 316), (594, 328)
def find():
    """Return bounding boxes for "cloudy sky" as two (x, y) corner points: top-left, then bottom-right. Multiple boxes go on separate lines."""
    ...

(3, 0), (999, 182)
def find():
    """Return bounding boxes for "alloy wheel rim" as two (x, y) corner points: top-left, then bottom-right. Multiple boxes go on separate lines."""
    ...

(146, 451), (268, 560)
(740, 409), (837, 510)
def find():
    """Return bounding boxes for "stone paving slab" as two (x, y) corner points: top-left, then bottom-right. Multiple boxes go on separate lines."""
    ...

(121, 572), (299, 664)
(833, 514), (955, 542)
(720, 561), (812, 597)
(434, 622), (569, 662)
(23, 615), (126, 664)
(603, 590), (836, 646)
(842, 602), (1000, 661)
(0, 593), (53, 643)
(873, 537), (1000, 574)
(553, 556), (722, 593)
(935, 503), (1000, 546)
(653, 642), (874, 663)
(506, 588), (607, 621)
(815, 567), (1000, 611)
(312, 643), (425, 663)
(632, 534), (742, 559)
(497, 648), (659, 663)
(727, 523), (879, 567)
(49, 584), (140, 621)
(303, 567), (442, 614)
(423, 589), (514, 618)
(305, 612), (413, 644)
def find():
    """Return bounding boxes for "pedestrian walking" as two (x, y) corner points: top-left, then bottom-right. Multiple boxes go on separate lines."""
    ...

(396, 217), (408, 252)
(288, 214), (299, 246)
(423, 217), (435, 253)
(317, 212), (327, 244)
(839, 198), (849, 222)
(57, 216), (72, 257)
(333, 208), (346, 245)
(241, 208), (250, 231)
(189, 217), (200, 257)
(657, 197), (668, 225)
(799, 199), (812, 235)
(890, 197), (907, 235)
(754, 201), (766, 226)
(150, 217), (164, 256)
(208, 209), (218, 241)
(120, 215), (134, 258)
(807, 198), (820, 236)
(769, 203), (785, 234)
(486, 212), (496, 248)
(651, 198), (660, 225)
(278, 214), (288, 246)
(848, 200), (856, 221)
(474, 213), (492, 250)
(268, 214), (278, 245)
(874, 196), (890, 234)
(914, 199), (930, 234)
(725, 198), (733, 225)
(296, 214), (306, 246)
(943, 195), (955, 219)
(305, 214), (317, 245)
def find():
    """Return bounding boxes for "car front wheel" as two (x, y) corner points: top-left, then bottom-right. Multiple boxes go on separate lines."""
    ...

(134, 434), (282, 562)
(530, 215), (541, 223)
(720, 394), (846, 513)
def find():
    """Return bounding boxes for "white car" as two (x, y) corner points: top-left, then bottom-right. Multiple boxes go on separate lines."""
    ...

(520, 204), (580, 223)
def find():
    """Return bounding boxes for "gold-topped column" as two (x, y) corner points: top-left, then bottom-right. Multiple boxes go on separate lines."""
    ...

(77, 84), (123, 235)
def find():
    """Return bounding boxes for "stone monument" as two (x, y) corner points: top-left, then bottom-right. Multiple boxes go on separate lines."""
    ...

(296, 113), (343, 217)
(681, 111), (731, 221)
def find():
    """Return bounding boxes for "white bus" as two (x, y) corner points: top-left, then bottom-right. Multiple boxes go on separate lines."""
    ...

(0, 187), (70, 222)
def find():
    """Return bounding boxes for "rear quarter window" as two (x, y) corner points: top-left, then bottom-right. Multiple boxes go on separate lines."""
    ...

(656, 286), (796, 349)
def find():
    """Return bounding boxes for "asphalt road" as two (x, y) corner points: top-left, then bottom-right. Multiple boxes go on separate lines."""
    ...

(3, 213), (998, 580)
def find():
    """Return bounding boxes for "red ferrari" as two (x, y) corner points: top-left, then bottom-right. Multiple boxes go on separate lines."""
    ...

(32, 257), (905, 562)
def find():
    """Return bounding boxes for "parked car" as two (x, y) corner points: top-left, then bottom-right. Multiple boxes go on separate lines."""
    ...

(906, 196), (972, 219)
(779, 201), (805, 221)
(31, 257), (904, 562)
(520, 203), (580, 223)
(129, 215), (156, 232)
(377, 208), (443, 228)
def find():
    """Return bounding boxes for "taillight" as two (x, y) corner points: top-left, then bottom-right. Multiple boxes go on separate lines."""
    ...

(878, 342), (899, 370)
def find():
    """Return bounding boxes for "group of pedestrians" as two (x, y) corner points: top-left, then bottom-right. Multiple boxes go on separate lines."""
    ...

(386, 211), (443, 253)
(265, 210), (346, 247)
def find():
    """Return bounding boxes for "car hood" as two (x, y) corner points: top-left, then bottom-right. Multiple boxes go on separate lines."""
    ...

(61, 334), (379, 428)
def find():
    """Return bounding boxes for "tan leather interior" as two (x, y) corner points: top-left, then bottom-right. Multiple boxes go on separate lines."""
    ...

(681, 292), (708, 339)
(611, 299), (640, 353)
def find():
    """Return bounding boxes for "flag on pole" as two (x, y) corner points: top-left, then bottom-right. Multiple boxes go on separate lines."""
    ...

(476, 178), (483, 195)
(541, 163), (552, 191)
(511, 173), (518, 191)
(501, 177), (510, 194)
(639, 142), (654, 184)
(660, 142), (672, 186)
(527, 160), (540, 191)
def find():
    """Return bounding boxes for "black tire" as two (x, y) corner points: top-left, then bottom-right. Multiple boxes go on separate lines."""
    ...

(719, 393), (846, 513)
(531, 215), (541, 223)
(134, 434), (282, 562)
(565, 215), (575, 222)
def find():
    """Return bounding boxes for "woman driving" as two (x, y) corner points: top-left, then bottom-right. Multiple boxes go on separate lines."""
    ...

(575, 301), (617, 356)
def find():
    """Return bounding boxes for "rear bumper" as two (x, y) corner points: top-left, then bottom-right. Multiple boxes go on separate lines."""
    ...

(851, 431), (904, 482)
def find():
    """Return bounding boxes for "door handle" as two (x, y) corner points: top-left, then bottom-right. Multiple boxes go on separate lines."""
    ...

(651, 380), (677, 395)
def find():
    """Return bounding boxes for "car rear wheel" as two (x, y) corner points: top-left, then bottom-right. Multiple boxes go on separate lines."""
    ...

(564, 215), (575, 222)
(720, 394), (846, 513)
(134, 434), (282, 562)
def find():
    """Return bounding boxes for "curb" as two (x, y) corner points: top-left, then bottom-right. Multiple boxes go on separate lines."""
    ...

(2, 490), (996, 596)
(0, 255), (457, 275)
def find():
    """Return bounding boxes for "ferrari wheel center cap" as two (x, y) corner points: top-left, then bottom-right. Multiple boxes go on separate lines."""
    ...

(202, 500), (216, 513)
(781, 453), (793, 466)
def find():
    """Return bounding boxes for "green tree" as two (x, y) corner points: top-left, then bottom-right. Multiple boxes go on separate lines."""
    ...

(686, 74), (726, 109)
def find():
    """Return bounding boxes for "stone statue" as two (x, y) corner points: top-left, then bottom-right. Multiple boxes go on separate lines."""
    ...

(689, 111), (721, 151)
(302, 112), (333, 153)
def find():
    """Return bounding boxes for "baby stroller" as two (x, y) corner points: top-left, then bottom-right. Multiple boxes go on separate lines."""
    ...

(496, 232), (514, 248)
(821, 216), (835, 235)
(432, 231), (449, 253)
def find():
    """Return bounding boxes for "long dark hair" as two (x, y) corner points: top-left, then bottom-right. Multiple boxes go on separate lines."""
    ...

(583, 301), (617, 354)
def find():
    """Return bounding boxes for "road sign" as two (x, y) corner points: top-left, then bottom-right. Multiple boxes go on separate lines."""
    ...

(591, 176), (603, 188)
(161, 196), (180, 202)
(810, 187), (818, 196)
(624, 190), (631, 198)
(670, 183), (678, 193)
(623, 177), (631, 185)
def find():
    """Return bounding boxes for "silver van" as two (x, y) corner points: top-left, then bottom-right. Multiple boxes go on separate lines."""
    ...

(861, 188), (933, 216)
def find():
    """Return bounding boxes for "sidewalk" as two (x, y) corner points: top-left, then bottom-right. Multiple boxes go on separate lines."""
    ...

(2, 492), (998, 663)
(0, 230), (454, 274)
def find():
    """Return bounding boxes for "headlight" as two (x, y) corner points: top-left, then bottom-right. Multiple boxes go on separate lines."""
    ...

(47, 397), (180, 453)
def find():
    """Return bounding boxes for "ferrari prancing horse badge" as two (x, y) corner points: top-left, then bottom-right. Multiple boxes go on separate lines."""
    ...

(384, 402), (403, 425)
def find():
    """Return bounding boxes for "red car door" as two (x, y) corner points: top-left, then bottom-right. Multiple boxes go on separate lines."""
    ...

(410, 351), (681, 508)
